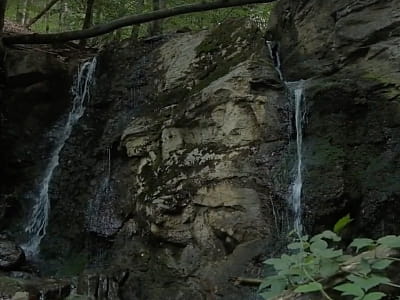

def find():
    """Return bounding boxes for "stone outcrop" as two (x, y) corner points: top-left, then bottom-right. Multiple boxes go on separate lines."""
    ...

(268, 0), (400, 236)
(31, 19), (288, 299)
(113, 20), (287, 299)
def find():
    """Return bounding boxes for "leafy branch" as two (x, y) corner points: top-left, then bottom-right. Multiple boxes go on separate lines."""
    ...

(259, 232), (400, 300)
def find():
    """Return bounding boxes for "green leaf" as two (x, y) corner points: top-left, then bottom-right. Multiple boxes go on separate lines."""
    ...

(372, 259), (393, 270)
(362, 275), (390, 291)
(334, 283), (364, 297)
(310, 239), (328, 252)
(349, 238), (375, 252)
(347, 274), (390, 291)
(264, 258), (291, 271)
(377, 235), (400, 248)
(259, 275), (283, 290)
(287, 252), (307, 264)
(288, 241), (309, 250)
(259, 276), (288, 299)
(319, 248), (343, 259)
(362, 292), (386, 300)
(320, 258), (339, 278)
(359, 258), (372, 276)
(311, 230), (341, 242)
(294, 282), (323, 293)
(310, 239), (342, 258)
(333, 214), (353, 234)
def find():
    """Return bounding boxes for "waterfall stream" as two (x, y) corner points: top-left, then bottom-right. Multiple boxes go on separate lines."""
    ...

(22, 58), (97, 257)
(267, 41), (306, 233)
(86, 146), (121, 237)
(287, 81), (305, 233)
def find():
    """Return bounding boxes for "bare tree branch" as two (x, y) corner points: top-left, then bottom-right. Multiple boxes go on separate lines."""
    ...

(3, 0), (276, 45)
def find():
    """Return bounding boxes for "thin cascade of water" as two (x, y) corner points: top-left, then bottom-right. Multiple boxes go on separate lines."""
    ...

(287, 81), (306, 234)
(86, 146), (121, 237)
(266, 40), (283, 81)
(106, 146), (111, 181)
(266, 41), (306, 233)
(22, 58), (97, 258)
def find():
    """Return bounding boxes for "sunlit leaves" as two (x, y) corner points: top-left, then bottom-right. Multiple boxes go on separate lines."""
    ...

(334, 214), (353, 234)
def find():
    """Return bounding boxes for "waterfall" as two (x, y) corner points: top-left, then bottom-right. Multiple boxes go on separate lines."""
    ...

(267, 41), (306, 233)
(287, 81), (306, 233)
(22, 58), (97, 258)
(266, 41), (283, 81)
(86, 146), (121, 237)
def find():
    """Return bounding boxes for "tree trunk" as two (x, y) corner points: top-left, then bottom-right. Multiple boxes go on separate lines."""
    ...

(58, 0), (64, 31)
(26, 0), (62, 28)
(16, 0), (23, 23)
(0, 0), (6, 33)
(21, 0), (28, 25)
(82, 0), (95, 30)
(130, 0), (144, 42)
(149, 0), (167, 35)
(80, 0), (95, 47)
(45, 0), (50, 33)
(149, 0), (161, 36)
(21, 0), (32, 26)
(3, 0), (276, 45)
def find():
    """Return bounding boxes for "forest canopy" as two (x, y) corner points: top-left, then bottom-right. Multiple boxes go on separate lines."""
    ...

(2, 0), (275, 45)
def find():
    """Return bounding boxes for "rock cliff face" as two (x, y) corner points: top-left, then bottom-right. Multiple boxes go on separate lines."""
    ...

(0, 47), (73, 231)
(38, 19), (289, 299)
(268, 0), (400, 237)
(1, 0), (400, 298)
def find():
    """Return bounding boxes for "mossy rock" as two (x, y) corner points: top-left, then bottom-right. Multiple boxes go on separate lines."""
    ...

(192, 18), (265, 93)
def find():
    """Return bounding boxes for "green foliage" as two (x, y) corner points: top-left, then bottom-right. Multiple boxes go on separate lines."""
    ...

(377, 235), (400, 248)
(5, 0), (273, 44)
(258, 231), (400, 299)
(349, 238), (375, 253)
(333, 214), (353, 234)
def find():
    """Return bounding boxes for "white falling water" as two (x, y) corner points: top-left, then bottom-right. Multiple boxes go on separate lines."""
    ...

(22, 58), (97, 258)
(266, 41), (306, 233)
(287, 81), (306, 233)
(266, 40), (283, 81)
(86, 146), (121, 237)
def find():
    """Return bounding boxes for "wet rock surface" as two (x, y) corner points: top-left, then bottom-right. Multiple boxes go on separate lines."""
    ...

(36, 19), (288, 299)
(268, 0), (400, 236)
(0, 235), (25, 270)
(0, 47), (76, 232)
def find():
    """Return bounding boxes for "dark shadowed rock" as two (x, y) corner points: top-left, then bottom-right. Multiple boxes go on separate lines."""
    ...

(0, 235), (25, 270)
(268, 0), (400, 236)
